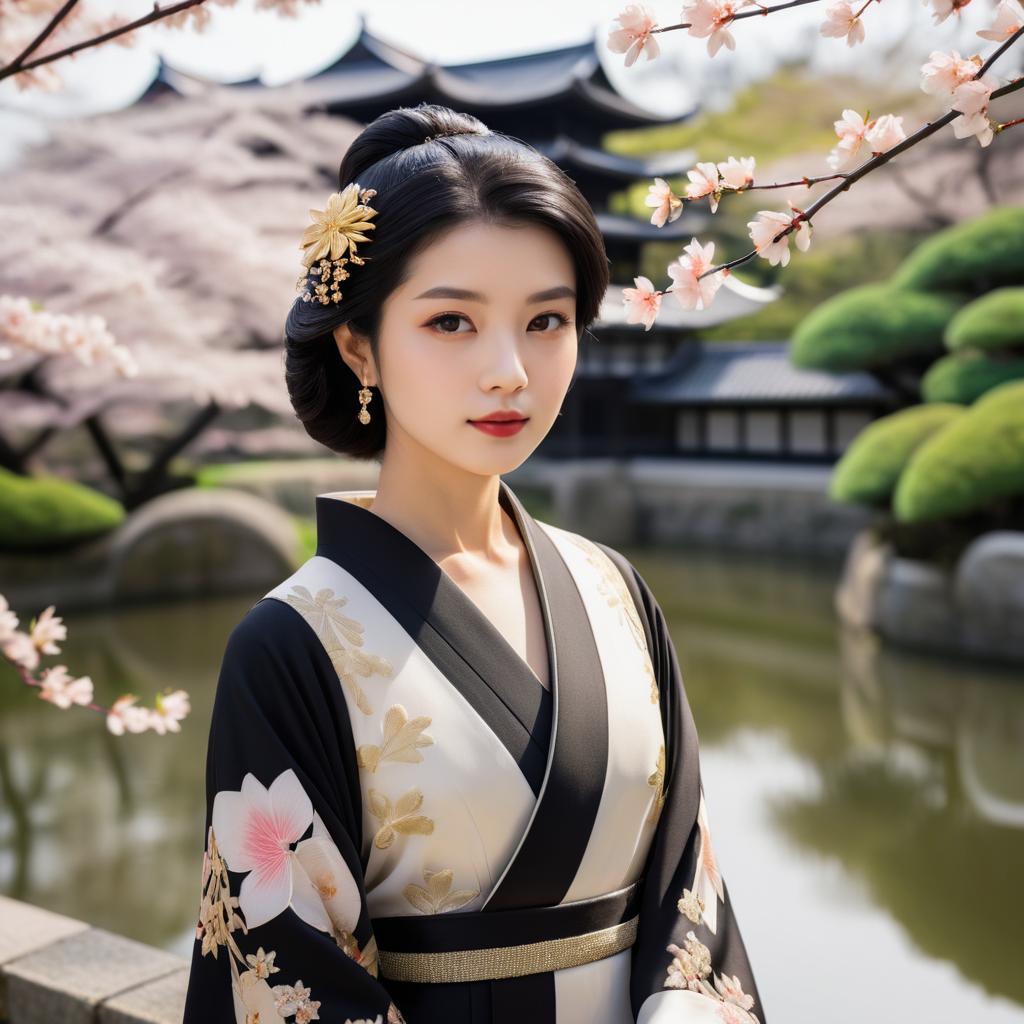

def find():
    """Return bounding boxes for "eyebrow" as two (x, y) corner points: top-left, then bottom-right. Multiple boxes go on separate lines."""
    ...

(413, 285), (576, 304)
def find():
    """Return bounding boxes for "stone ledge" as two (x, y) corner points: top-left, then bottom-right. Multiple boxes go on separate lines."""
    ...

(0, 897), (188, 1024)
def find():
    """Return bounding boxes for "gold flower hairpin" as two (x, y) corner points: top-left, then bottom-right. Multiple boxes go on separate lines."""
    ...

(297, 182), (380, 306)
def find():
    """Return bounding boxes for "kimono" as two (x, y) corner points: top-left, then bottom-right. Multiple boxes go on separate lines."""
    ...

(182, 478), (765, 1024)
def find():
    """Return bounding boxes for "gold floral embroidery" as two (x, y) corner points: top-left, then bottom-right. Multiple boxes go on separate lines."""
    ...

(677, 888), (705, 925)
(197, 825), (247, 962)
(564, 535), (660, 705)
(403, 867), (480, 914)
(664, 930), (760, 1023)
(358, 704), (435, 772)
(368, 787), (435, 849)
(285, 584), (393, 715)
(647, 742), (666, 824)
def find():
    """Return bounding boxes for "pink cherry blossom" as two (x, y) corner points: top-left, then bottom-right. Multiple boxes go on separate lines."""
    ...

(920, 50), (982, 102)
(106, 694), (157, 735)
(645, 177), (684, 227)
(978, 0), (1024, 41)
(622, 276), (663, 330)
(951, 73), (999, 146)
(686, 161), (723, 212)
(716, 155), (755, 191)
(826, 108), (868, 170)
(952, 109), (996, 146)
(149, 689), (192, 734)
(608, 4), (661, 67)
(2, 631), (39, 671)
(682, 0), (744, 57)
(667, 239), (726, 312)
(747, 209), (812, 268)
(864, 113), (906, 154)
(820, 1), (866, 46)
(923, 0), (975, 25)
(0, 596), (18, 644)
(30, 605), (66, 655)
(38, 665), (94, 709)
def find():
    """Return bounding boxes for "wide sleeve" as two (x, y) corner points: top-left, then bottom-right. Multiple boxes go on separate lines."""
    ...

(596, 545), (766, 1024)
(182, 597), (406, 1024)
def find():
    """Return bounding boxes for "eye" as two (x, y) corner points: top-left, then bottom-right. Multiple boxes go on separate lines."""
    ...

(426, 312), (473, 335)
(530, 312), (573, 332)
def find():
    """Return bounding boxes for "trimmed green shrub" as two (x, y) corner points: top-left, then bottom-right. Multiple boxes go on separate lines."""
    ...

(921, 350), (1024, 404)
(790, 283), (960, 372)
(894, 401), (1024, 521)
(892, 206), (1024, 296)
(829, 404), (963, 506)
(944, 287), (1024, 353)
(0, 467), (125, 549)
(973, 378), (1024, 414)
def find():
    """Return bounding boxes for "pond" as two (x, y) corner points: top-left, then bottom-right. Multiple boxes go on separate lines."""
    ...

(1, 548), (1022, 1023)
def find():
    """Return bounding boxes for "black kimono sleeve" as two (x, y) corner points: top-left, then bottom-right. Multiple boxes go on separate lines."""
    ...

(597, 545), (767, 1024)
(182, 598), (406, 1024)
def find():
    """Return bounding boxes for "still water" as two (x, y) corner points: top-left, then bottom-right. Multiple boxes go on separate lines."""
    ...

(1, 549), (1022, 1023)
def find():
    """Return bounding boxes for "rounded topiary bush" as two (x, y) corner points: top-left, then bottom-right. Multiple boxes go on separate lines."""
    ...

(829, 403), (963, 506)
(893, 401), (1024, 522)
(891, 205), (1024, 296)
(920, 350), (1024, 404)
(973, 378), (1024, 414)
(790, 283), (960, 372)
(945, 287), (1024, 353)
(0, 467), (125, 550)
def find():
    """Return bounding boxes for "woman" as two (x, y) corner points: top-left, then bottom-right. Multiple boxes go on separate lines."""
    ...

(183, 102), (764, 1024)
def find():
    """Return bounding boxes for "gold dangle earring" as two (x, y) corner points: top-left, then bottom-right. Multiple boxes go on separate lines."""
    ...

(357, 376), (373, 425)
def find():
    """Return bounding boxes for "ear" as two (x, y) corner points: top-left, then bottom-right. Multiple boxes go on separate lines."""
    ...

(333, 323), (378, 386)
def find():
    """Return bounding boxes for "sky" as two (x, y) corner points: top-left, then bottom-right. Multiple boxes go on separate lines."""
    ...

(0, 0), (1014, 167)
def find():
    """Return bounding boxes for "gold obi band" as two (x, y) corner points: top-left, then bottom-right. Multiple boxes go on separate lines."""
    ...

(372, 879), (642, 984)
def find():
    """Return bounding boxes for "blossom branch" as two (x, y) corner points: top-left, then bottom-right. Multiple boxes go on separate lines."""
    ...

(2, 0), (81, 73)
(651, 0), (826, 35)
(0, 0), (208, 81)
(1, 593), (190, 735)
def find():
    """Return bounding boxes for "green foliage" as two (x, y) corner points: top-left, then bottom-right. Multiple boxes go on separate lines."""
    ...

(973, 378), (1024, 414)
(829, 404), (963, 506)
(891, 206), (1024, 296)
(920, 350), (1024, 404)
(0, 466), (125, 550)
(894, 400), (1024, 522)
(790, 283), (960, 372)
(944, 287), (1024, 353)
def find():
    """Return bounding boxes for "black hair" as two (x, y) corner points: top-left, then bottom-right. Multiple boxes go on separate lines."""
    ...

(283, 102), (610, 460)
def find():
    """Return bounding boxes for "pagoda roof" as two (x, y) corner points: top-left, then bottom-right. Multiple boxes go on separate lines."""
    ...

(298, 17), (692, 126)
(597, 210), (711, 243)
(537, 135), (696, 182)
(631, 340), (896, 405)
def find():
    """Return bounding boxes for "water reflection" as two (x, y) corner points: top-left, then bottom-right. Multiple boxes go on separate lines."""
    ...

(1, 554), (1022, 1022)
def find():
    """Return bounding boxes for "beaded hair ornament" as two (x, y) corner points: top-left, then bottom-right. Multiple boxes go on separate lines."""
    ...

(296, 181), (380, 306)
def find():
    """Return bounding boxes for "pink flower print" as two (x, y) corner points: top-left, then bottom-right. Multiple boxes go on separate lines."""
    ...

(692, 791), (725, 934)
(213, 769), (323, 929)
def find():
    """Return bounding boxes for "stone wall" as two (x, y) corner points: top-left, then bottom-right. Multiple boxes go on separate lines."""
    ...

(0, 896), (186, 1024)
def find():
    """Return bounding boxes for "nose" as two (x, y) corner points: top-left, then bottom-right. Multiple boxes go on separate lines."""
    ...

(478, 331), (528, 392)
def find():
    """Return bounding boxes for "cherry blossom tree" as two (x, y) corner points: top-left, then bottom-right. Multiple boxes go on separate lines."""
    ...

(609, 0), (1024, 327)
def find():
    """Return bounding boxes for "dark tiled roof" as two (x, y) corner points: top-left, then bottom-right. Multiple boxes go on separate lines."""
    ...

(631, 341), (895, 403)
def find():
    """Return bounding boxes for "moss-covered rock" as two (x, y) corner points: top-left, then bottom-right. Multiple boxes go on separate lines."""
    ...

(829, 404), (963, 506)
(0, 466), (125, 550)
(921, 350), (1024, 404)
(945, 287), (1024, 353)
(894, 402), (1024, 522)
(790, 283), (959, 372)
(892, 206), (1024, 296)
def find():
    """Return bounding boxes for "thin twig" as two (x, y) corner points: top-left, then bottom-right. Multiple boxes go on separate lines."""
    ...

(3, 0), (80, 73)
(651, 0), (827, 34)
(0, 0), (209, 82)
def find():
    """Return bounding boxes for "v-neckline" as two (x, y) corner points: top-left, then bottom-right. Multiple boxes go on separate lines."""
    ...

(315, 478), (557, 698)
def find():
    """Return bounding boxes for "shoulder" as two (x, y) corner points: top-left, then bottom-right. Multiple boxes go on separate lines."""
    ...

(216, 596), (330, 707)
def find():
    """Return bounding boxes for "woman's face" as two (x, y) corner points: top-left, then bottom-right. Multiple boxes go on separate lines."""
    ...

(340, 219), (579, 478)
